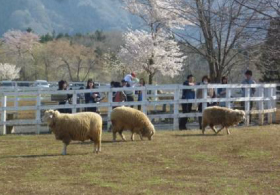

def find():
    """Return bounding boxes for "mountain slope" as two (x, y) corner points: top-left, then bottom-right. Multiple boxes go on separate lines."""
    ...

(0, 0), (138, 35)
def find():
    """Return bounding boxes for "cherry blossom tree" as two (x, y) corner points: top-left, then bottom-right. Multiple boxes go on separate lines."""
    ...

(118, 29), (186, 84)
(121, 0), (190, 84)
(2, 30), (40, 80)
(0, 63), (21, 80)
(3, 30), (39, 57)
(136, 0), (264, 82)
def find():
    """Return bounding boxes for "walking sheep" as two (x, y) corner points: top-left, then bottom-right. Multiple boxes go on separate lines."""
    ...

(202, 106), (245, 135)
(43, 110), (102, 155)
(110, 107), (155, 141)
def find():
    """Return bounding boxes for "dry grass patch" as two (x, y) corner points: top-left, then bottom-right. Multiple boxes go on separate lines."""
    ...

(0, 125), (280, 194)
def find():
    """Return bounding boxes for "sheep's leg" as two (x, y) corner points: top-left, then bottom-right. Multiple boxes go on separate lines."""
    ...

(112, 127), (119, 142)
(209, 125), (217, 134)
(131, 132), (135, 141)
(215, 126), (225, 135)
(98, 140), (101, 152)
(139, 133), (143, 141)
(96, 136), (101, 153)
(94, 143), (97, 153)
(62, 143), (67, 155)
(226, 127), (230, 135)
(119, 130), (126, 141)
(113, 132), (117, 142)
(202, 123), (207, 135)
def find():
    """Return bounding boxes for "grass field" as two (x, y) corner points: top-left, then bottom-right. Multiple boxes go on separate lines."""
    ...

(0, 125), (280, 195)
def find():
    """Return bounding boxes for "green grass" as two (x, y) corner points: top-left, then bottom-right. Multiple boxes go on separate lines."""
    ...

(0, 125), (280, 195)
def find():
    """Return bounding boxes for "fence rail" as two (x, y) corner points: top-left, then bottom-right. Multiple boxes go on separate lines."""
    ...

(0, 83), (278, 135)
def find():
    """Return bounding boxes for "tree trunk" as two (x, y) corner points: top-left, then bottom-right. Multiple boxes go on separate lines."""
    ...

(148, 74), (153, 84)
(208, 61), (222, 83)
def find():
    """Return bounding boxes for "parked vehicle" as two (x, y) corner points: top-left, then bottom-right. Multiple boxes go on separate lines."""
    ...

(34, 80), (50, 88)
(69, 83), (85, 90)
(0, 80), (15, 89)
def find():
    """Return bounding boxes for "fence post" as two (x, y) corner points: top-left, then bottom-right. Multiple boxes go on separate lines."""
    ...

(257, 86), (264, 125)
(202, 86), (207, 111)
(142, 86), (147, 115)
(245, 88), (250, 126)
(107, 88), (113, 131)
(36, 89), (41, 134)
(1, 95), (7, 135)
(272, 86), (277, 122)
(226, 88), (232, 108)
(14, 88), (19, 118)
(72, 91), (77, 114)
(267, 87), (274, 124)
(173, 86), (179, 130)
(154, 89), (158, 111)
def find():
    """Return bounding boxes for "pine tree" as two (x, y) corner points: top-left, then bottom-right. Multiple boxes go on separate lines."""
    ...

(258, 18), (280, 82)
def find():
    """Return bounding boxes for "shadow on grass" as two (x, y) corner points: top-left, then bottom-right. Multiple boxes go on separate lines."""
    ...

(0, 153), (90, 159)
(173, 134), (224, 137)
(71, 140), (126, 145)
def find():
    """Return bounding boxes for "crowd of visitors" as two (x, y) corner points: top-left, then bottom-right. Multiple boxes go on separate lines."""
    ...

(56, 70), (256, 129)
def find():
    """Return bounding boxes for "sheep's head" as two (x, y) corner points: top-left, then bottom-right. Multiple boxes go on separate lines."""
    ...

(142, 123), (155, 140)
(42, 110), (60, 126)
(234, 109), (246, 124)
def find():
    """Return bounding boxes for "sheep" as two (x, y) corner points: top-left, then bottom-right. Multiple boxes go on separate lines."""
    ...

(202, 106), (245, 135)
(110, 107), (155, 141)
(43, 110), (102, 155)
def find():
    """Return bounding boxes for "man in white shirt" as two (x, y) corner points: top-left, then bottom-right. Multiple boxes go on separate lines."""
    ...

(124, 72), (138, 87)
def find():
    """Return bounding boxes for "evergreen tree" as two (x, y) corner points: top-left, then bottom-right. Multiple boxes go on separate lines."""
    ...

(258, 18), (280, 82)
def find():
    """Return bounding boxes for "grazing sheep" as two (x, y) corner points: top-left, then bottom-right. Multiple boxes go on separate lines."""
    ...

(202, 106), (245, 135)
(110, 107), (155, 141)
(43, 110), (102, 155)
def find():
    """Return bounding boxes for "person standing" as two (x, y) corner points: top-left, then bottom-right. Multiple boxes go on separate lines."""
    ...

(241, 70), (256, 124)
(122, 79), (134, 107)
(217, 76), (228, 107)
(179, 74), (195, 130)
(241, 70), (256, 110)
(84, 79), (100, 113)
(137, 78), (146, 110)
(57, 80), (72, 113)
(124, 72), (139, 87)
(196, 75), (216, 129)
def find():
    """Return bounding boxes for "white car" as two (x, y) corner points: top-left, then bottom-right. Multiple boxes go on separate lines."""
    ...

(0, 80), (15, 89)
(34, 80), (50, 88)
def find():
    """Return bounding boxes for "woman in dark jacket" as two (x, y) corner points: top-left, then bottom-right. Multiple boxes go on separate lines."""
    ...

(84, 79), (100, 112)
(58, 80), (72, 113)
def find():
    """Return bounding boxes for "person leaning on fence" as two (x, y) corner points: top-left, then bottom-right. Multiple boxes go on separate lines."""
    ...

(84, 79), (100, 113)
(136, 78), (146, 111)
(112, 82), (126, 109)
(124, 72), (139, 87)
(217, 76), (228, 107)
(241, 70), (256, 123)
(57, 80), (72, 113)
(196, 75), (216, 129)
(179, 74), (195, 130)
(241, 70), (256, 110)
(122, 79), (134, 107)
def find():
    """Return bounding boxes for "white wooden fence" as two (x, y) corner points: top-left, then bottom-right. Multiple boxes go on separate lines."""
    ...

(0, 83), (278, 135)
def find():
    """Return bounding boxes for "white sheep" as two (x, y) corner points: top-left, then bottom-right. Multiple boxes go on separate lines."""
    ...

(202, 106), (245, 135)
(43, 110), (102, 155)
(110, 107), (155, 141)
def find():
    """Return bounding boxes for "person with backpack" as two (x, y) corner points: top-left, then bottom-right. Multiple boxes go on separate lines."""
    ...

(112, 82), (126, 109)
